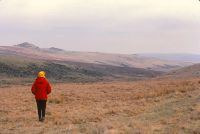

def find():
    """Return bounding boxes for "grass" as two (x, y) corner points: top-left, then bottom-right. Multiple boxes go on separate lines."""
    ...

(0, 78), (200, 134)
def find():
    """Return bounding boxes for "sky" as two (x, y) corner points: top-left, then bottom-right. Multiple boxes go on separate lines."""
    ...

(0, 0), (200, 54)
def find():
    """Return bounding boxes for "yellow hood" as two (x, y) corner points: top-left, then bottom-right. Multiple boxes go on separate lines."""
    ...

(38, 71), (45, 78)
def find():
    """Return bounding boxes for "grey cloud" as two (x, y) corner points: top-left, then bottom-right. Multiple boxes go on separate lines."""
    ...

(0, 4), (200, 54)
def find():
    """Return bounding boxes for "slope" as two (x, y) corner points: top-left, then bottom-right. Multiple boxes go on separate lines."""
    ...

(0, 42), (192, 72)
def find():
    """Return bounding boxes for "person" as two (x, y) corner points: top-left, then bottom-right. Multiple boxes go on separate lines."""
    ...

(31, 71), (52, 122)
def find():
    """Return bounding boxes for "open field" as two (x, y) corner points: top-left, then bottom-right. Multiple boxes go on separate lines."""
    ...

(1, 79), (200, 134)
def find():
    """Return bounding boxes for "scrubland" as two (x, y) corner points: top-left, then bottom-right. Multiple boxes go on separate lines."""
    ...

(1, 78), (200, 134)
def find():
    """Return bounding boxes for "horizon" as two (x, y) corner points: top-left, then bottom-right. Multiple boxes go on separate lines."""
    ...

(1, 42), (200, 55)
(0, 0), (200, 54)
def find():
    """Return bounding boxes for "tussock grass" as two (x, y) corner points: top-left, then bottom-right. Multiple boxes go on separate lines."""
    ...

(0, 78), (200, 133)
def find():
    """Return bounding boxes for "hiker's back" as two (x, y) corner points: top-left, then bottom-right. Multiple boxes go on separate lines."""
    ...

(32, 77), (51, 100)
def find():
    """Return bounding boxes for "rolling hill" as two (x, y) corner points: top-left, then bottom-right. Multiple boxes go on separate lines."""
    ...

(0, 42), (191, 70)
(139, 53), (200, 63)
(0, 42), (194, 83)
(165, 63), (200, 78)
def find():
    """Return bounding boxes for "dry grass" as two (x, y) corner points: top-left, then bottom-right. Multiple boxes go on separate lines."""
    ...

(1, 78), (200, 134)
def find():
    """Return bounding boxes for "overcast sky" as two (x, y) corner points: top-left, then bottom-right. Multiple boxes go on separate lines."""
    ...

(0, 0), (200, 54)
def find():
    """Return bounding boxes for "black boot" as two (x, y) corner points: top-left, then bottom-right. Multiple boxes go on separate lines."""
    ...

(41, 117), (45, 122)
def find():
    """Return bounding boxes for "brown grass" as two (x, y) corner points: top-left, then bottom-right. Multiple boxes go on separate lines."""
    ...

(0, 78), (200, 134)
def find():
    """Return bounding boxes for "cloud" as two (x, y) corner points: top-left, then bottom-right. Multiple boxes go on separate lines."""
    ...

(0, 0), (200, 53)
(0, 0), (199, 18)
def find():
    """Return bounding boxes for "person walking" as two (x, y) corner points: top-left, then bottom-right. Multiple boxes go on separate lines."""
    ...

(31, 71), (52, 122)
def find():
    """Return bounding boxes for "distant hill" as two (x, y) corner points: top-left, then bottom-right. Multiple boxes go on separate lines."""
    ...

(0, 57), (161, 83)
(0, 42), (192, 71)
(164, 63), (200, 78)
(14, 42), (40, 49)
(139, 53), (200, 63)
(0, 42), (195, 84)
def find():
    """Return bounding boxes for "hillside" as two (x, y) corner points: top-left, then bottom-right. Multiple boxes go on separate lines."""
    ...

(165, 63), (200, 78)
(140, 53), (200, 63)
(0, 42), (194, 84)
(0, 56), (162, 85)
(0, 42), (192, 72)
(1, 78), (200, 133)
